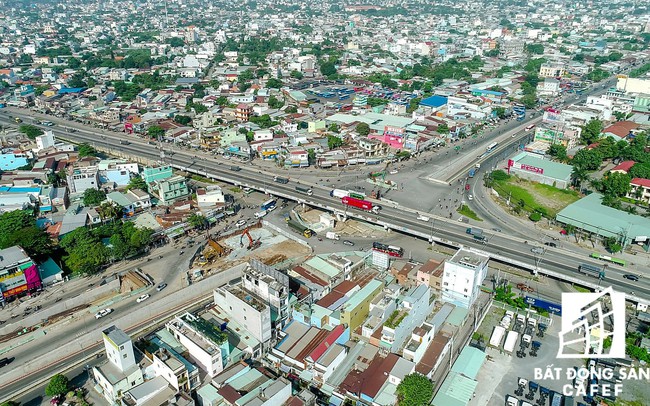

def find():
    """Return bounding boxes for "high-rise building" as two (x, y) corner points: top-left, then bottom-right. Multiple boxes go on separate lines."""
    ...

(441, 249), (489, 308)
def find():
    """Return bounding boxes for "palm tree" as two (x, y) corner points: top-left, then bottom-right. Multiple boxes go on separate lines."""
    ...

(97, 202), (122, 222)
(571, 167), (590, 190)
(634, 186), (643, 200)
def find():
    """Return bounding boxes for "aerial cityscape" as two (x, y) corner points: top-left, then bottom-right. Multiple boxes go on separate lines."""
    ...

(1, 0), (650, 405)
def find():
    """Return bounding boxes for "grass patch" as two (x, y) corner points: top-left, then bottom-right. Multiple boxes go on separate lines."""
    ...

(191, 174), (218, 184)
(230, 187), (241, 193)
(574, 285), (591, 293)
(457, 204), (483, 221)
(493, 176), (580, 217)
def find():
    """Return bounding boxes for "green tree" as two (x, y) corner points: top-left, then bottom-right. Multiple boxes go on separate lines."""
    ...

(0, 211), (52, 257)
(188, 213), (208, 230)
(327, 135), (343, 150)
(493, 107), (506, 119)
(285, 106), (298, 114)
(19, 124), (44, 140)
(83, 188), (106, 206)
(629, 163), (650, 179)
(572, 148), (603, 171)
(97, 201), (122, 222)
(290, 70), (303, 80)
(1, 401), (19, 406)
(266, 78), (283, 89)
(603, 237), (622, 254)
(438, 123), (449, 134)
(267, 95), (284, 109)
(328, 123), (340, 133)
(547, 144), (567, 162)
(45, 374), (69, 397)
(581, 119), (603, 145)
(307, 149), (316, 165)
(174, 115), (192, 125)
(525, 43), (545, 55)
(600, 172), (632, 198)
(396, 373), (433, 406)
(356, 122), (370, 136)
(77, 143), (97, 157)
(191, 103), (208, 114)
(60, 228), (109, 275)
(521, 93), (537, 109)
(320, 61), (337, 77)
(126, 174), (148, 192)
(166, 37), (185, 47)
(147, 125), (165, 139)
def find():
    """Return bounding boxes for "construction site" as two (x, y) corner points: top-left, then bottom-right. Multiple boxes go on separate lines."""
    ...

(192, 221), (311, 276)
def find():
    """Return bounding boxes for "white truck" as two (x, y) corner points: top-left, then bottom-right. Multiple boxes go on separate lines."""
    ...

(326, 232), (340, 240)
(504, 331), (519, 353)
(254, 210), (268, 219)
(417, 214), (430, 222)
(490, 325), (506, 348)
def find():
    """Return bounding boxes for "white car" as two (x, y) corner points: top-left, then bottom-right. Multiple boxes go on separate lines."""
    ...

(468, 194), (473, 201)
(389, 170), (399, 174)
(136, 294), (150, 303)
(235, 219), (246, 227)
(95, 308), (113, 319)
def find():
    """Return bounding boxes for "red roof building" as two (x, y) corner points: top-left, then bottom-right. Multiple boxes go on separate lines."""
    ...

(611, 160), (635, 174)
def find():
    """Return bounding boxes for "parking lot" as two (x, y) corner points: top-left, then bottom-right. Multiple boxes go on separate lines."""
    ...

(473, 301), (650, 405)
(471, 304), (578, 406)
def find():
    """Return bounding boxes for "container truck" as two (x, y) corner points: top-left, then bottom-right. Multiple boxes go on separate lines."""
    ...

(466, 227), (483, 237)
(326, 232), (340, 240)
(330, 189), (348, 198)
(490, 325), (506, 347)
(273, 176), (289, 184)
(287, 219), (313, 238)
(296, 186), (313, 196)
(342, 196), (380, 213)
(504, 331), (519, 353)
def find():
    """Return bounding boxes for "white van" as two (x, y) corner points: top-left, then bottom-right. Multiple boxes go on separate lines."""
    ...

(417, 214), (430, 222)
(254, 210), (267, 219)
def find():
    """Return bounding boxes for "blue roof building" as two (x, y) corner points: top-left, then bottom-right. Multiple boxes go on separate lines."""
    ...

(420, 95), (448, 108)
(58, 87), (86, 94)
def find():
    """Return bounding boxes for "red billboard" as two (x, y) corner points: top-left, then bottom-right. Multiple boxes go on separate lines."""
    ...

(520, 164), (544, 174)
(124, 122), (134, 134)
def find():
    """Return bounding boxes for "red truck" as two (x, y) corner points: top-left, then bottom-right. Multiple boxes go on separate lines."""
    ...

(342, 196), (380, 213)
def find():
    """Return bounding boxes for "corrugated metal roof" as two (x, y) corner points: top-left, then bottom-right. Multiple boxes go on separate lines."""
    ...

(557, 193), (650, 243)
(450, 346), (486, 379)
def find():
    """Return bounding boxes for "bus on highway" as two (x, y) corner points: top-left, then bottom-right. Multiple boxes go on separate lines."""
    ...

(261, 199), (277, 211)
(589, 253), (626, 267)
(486, 142), (498, 152)
(525, 124), (535, 132)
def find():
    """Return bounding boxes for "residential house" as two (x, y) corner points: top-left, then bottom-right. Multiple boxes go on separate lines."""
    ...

(629, 178), (650, 204)
(152, 176), (190, 205)
(67, 166), (100, 194)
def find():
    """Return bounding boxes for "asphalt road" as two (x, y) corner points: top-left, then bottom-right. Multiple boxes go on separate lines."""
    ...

(2, 109), (646, 304)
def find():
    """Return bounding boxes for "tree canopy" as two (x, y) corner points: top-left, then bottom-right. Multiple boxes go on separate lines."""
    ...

(83, 188), (106, 206)
(327, 135), (343, 150)
(547, 144), (567, 162)
(78, 143), (98, 157)
(126, 174), (148, 192)
(396, 373), (433, 406)
(356, 122), (370, 136)
(147, 125), (165, 139)
(572, 148), (603, 171)
(45, 374), (69, 397)
(19, 124), (44, 140)
(0, 211), (52, 258)
(581, 119), (603, 145)
(174, 115), (192, 126)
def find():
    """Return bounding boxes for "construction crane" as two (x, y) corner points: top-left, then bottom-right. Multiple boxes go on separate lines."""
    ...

(240, 228), (261, 250)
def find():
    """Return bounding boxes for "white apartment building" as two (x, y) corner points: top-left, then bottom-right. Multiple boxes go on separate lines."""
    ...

(441, 249), (489, 308)
(166, 313), (229, 378)
(213, 284), (272, 344)
(242, 261), (290, 328)
(93, 326), (144, 403)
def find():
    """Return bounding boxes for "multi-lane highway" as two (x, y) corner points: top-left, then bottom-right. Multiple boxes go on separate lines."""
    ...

(0, 108), (647, 303)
